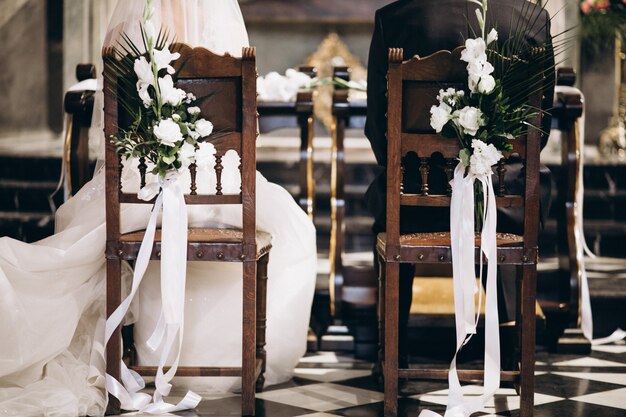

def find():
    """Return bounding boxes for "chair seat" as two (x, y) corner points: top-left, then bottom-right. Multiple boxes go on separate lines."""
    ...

(376, 231), (528, 264)
(117, 228), (272, 261)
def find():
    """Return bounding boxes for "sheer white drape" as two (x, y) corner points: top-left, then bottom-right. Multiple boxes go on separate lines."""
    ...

(0, 1), (316, 416)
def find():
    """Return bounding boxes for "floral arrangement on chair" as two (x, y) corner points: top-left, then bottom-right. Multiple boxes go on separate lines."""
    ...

(103, 1), (227, 412)
(419, 1), (557, 415)
(107, 1), (216, 180)
(579, 0), (626, 57)
(429, 0), (552, 229)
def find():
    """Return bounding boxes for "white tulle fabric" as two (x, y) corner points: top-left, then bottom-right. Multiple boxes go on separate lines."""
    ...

(0, 1), (316, 416)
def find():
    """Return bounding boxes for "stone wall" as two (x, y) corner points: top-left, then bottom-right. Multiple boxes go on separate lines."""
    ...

(0, 0), (48, 135)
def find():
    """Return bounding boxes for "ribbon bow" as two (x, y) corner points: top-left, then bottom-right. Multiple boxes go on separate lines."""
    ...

(419, 162), (499, 417)
(104, 172), (201, 413)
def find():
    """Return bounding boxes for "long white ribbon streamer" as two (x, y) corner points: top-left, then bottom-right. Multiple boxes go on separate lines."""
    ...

(554, 86), (625, 345)
(419, 163), (500, 417)
(104, 173), (201, 413)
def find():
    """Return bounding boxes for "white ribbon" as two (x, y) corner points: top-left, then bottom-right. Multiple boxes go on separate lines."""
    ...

(104, 172), (201, 413)
(419, 163), (500, 417)
(554, 85), (626, 345)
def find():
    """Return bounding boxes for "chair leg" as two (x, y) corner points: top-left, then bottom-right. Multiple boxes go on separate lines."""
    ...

(384, 261), (400, 417)
(242, 260), (257, 416)
(106, 257), (122, 415)
(376, 254), (386, 386)
(519, 264), (537, 417)
(256, 254), (269, 392)
(515, 265), (523, 390)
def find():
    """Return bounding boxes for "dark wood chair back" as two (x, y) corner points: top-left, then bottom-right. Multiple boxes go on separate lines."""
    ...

(103, 45), (267, 417)
(385, 46), (543, 259)
(103, 44), (258, 257)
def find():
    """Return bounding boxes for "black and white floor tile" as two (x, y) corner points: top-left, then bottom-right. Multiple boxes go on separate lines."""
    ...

(113, 341), (626, 416)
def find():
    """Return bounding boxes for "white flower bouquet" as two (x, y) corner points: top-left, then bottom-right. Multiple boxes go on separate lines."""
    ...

(107, 1), (216, 179)
(429, 0), (553, 229)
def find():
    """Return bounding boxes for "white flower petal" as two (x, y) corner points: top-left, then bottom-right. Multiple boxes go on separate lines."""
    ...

(195, 119), (214, 137)
(153, 118), (183, 146)
(487, 28), (499, 45)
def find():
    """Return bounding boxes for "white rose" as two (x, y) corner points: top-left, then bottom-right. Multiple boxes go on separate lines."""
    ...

(195, 142), (216, 170)
(153, 47), (180, 75)
(461, 38), (487, 64)
(430, 103), (453, 133)
(454, 106), (484, 136)
(179, 142), (196, 168)
(158, 75), (187, 106)
(487, 28), (499, 45)
(153, 118), (183, 147)
(187, 106), (201, 115)
(195, 118), (214, 137)
(256, 76), (268, 100)
(437, 88), (456, 101)
(437, 88), (464, 107)
(286, 68), (313, 88)
(478, 74), (496, 94)
(469, 139), (503, 176)
(258, 72), (297, 102)
(134, 56), (154, 85)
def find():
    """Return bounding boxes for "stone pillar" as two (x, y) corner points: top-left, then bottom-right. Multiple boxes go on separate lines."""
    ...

(63, 0), (117, 93)
(544, 0), (580, 73)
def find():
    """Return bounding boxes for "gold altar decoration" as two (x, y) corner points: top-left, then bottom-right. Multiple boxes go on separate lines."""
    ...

(304, 32), (367, 131)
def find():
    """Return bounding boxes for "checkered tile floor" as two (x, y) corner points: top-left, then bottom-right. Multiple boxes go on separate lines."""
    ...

(114, 342), (626, 416)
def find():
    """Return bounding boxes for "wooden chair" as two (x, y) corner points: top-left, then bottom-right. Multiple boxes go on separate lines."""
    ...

(330, 66), (373, 319)
(103, 45), (269, 416)
(377, 47), (543, 417)
(63, 64), (96, 195)
(539, 68), (586, 350)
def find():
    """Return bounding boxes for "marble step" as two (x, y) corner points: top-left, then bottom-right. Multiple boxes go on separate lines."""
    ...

(0, 211), (55, 242)
(0, 178), (61, 212)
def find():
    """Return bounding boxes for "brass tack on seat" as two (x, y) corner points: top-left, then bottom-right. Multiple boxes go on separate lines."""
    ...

(156, 251), (161, 258)
(418, 254), (425, 260)
(196, 251), (204, 258)
(499, 255), (506, 262)
(439, 255), (445, 262)
(117, 250), (123, 257)
(522, 255), (529, 263)
(217, 252), (225, 260)
(394, 255), (401, 261)
(240, 254), (246, 260)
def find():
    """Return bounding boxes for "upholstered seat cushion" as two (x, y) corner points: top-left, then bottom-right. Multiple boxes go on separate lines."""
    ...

(120, 228), (272, 255)
(377, 231), (523, 252)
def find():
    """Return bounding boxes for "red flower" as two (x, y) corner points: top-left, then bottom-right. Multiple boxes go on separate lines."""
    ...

(580, 0), (614, 13)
